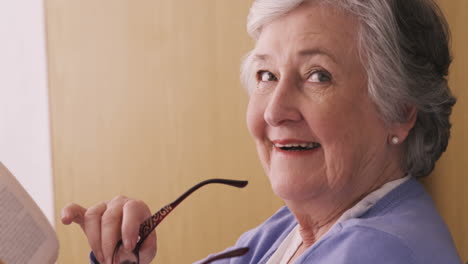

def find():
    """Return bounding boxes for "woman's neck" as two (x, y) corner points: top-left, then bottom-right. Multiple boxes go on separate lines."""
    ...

(285, 166), (406, 248)
(286, 194), (356, 247)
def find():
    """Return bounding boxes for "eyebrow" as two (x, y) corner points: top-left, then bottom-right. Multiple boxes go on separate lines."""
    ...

(252, 48), (338, 64)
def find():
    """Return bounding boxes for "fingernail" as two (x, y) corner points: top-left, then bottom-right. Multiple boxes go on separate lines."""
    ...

(97, 252), (105, 263)
(124, 238), (134, 251)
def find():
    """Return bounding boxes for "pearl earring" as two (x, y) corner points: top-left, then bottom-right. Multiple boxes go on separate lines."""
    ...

(391, 136), (399, 145)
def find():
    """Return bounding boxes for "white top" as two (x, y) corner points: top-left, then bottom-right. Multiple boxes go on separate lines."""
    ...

(266, 176), (411, 264)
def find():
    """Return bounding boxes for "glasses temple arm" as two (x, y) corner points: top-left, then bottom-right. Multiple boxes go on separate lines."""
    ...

(136, 179), (248, 248)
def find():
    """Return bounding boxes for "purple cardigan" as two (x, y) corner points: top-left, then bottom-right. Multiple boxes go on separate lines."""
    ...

(195, 178), (462, 264)
(89, 178), (461, 263)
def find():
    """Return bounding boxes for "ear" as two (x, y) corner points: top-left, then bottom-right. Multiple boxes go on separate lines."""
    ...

(389, 106), (417, 144)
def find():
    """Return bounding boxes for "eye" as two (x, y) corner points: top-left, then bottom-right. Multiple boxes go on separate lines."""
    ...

(257, 71), (278, 82)
(307, 71), (331, 83)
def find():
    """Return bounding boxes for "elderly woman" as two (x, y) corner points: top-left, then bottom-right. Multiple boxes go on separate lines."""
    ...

(62, 0), (462, 263)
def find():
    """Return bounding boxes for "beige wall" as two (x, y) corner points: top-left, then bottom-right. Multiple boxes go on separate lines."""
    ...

(422, 0), (468, 261)
(46, 1), (284, 263)
(46, 0), (467, 263)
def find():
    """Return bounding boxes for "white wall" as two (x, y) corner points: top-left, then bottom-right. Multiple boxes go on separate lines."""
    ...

(0, 0), (54, 225)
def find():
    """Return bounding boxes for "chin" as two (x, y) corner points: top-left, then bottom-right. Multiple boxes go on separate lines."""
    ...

(268, 172), (324, 202)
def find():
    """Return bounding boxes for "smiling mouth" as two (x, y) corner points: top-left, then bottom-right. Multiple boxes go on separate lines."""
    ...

(273, 142), (321, 151)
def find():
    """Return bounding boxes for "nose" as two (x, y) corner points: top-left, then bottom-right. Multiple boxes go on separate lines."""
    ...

(263, 80), (302, 126)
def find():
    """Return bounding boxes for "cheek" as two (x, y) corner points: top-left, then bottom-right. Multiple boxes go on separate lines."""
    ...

(311, 93), (374, 142)
(246, 96), (272, 172)
(305, 98), (360, 163)
(246, 96), (266, 139)
(314, 100), (387, 183)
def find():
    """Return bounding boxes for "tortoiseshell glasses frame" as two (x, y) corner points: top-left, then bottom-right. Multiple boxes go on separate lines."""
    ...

(91, 178), (249, 264)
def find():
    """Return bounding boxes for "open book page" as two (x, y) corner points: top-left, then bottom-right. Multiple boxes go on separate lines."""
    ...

(0, 162), (59, 264)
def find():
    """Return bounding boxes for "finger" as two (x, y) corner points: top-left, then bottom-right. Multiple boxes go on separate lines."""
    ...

(84, 202), (107, 263)
(61, 203), (87, 229)
(101, 196), (130, 263)
(121, 199), (152, 251)
(138, 231), (157, 264)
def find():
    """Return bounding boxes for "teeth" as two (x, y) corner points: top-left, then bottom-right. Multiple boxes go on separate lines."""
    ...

(274, 142), (320, 149)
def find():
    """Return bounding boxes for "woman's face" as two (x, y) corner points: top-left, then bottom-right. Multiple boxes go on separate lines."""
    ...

(247, 3), (394, 202)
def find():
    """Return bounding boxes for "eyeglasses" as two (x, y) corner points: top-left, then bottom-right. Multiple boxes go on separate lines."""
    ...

(90, 179), (249, 264)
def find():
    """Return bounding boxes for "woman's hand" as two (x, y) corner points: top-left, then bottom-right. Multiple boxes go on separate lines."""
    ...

(61, 196), (157, 264)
